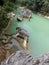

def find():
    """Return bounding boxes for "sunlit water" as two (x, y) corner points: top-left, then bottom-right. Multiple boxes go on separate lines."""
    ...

(6, 11), (49, 57)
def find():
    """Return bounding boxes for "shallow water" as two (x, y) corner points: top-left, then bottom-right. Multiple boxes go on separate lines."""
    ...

(6, 12), (49, 57)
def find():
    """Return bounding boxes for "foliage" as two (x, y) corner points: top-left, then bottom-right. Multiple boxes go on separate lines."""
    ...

(0, 7), (9, 31)
(18, 0), (49, 14)
(40, 1), (49, 15)
(0, 0), (17, 32)
(4, 0), (17, 12)
(4, 2), (15, 12)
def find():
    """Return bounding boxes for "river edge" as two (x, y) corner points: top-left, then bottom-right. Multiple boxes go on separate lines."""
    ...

(37, 12), (49, 19)
(2, 6), (49, 33)
(2, 13), (15, 34)
(19, 6), (49, 20)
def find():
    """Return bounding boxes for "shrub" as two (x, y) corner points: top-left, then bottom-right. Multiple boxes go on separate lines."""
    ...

(0, 7), (9, 31)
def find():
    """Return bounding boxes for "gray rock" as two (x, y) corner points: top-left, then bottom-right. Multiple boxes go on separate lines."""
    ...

(1, 51), (49, 65)
(1, 50), (33, 65)
(16, 27), (29, 37)
(17, 16), (23, 21)
(20, 9), (32, 18)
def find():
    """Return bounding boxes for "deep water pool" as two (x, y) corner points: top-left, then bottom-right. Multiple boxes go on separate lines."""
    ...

(6, 12), (49, 57)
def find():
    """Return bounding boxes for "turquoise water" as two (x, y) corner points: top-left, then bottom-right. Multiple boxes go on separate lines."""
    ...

(7, 12), (49, 57)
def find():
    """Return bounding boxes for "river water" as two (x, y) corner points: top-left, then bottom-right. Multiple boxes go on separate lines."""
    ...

(6, 12), (49, 57)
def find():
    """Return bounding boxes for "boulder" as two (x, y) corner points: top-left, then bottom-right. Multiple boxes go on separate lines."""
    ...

(16, 27), (29, 37)
(20, 9), (32, 18)
(17, 16), (23, 21)
(1, 51), (49, 65)
(7, 12), (15, 18)
(1, 50), (33, 65)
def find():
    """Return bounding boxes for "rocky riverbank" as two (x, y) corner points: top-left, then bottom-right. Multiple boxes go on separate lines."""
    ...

(1, 50), (49, 65)
(37, 13), (49, 19)
(0, 27), (29, 62)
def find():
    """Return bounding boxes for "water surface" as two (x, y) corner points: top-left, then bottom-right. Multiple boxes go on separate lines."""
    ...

(7, 12), (49, 57)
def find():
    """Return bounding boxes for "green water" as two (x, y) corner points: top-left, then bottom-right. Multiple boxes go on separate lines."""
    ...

(7, 12), (49, 57)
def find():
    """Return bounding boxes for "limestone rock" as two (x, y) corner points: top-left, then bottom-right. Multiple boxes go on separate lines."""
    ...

(1, 51), (49, 65)
(1, 50), (33, 65)
(17, 16), (23, 21)
(16, 27), (29, 37)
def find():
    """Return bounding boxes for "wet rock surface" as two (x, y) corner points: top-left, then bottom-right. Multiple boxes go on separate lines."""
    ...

(16, 27), (29, 37)
(0, 27), (29, 62)
(1, 50), (49, 65)
(17, 7), (32, 21)
(1, 27), (49, 65)
(0, 41), (17, 62)
(20, 8), (32, 18)
(17, 16), (23, 21)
